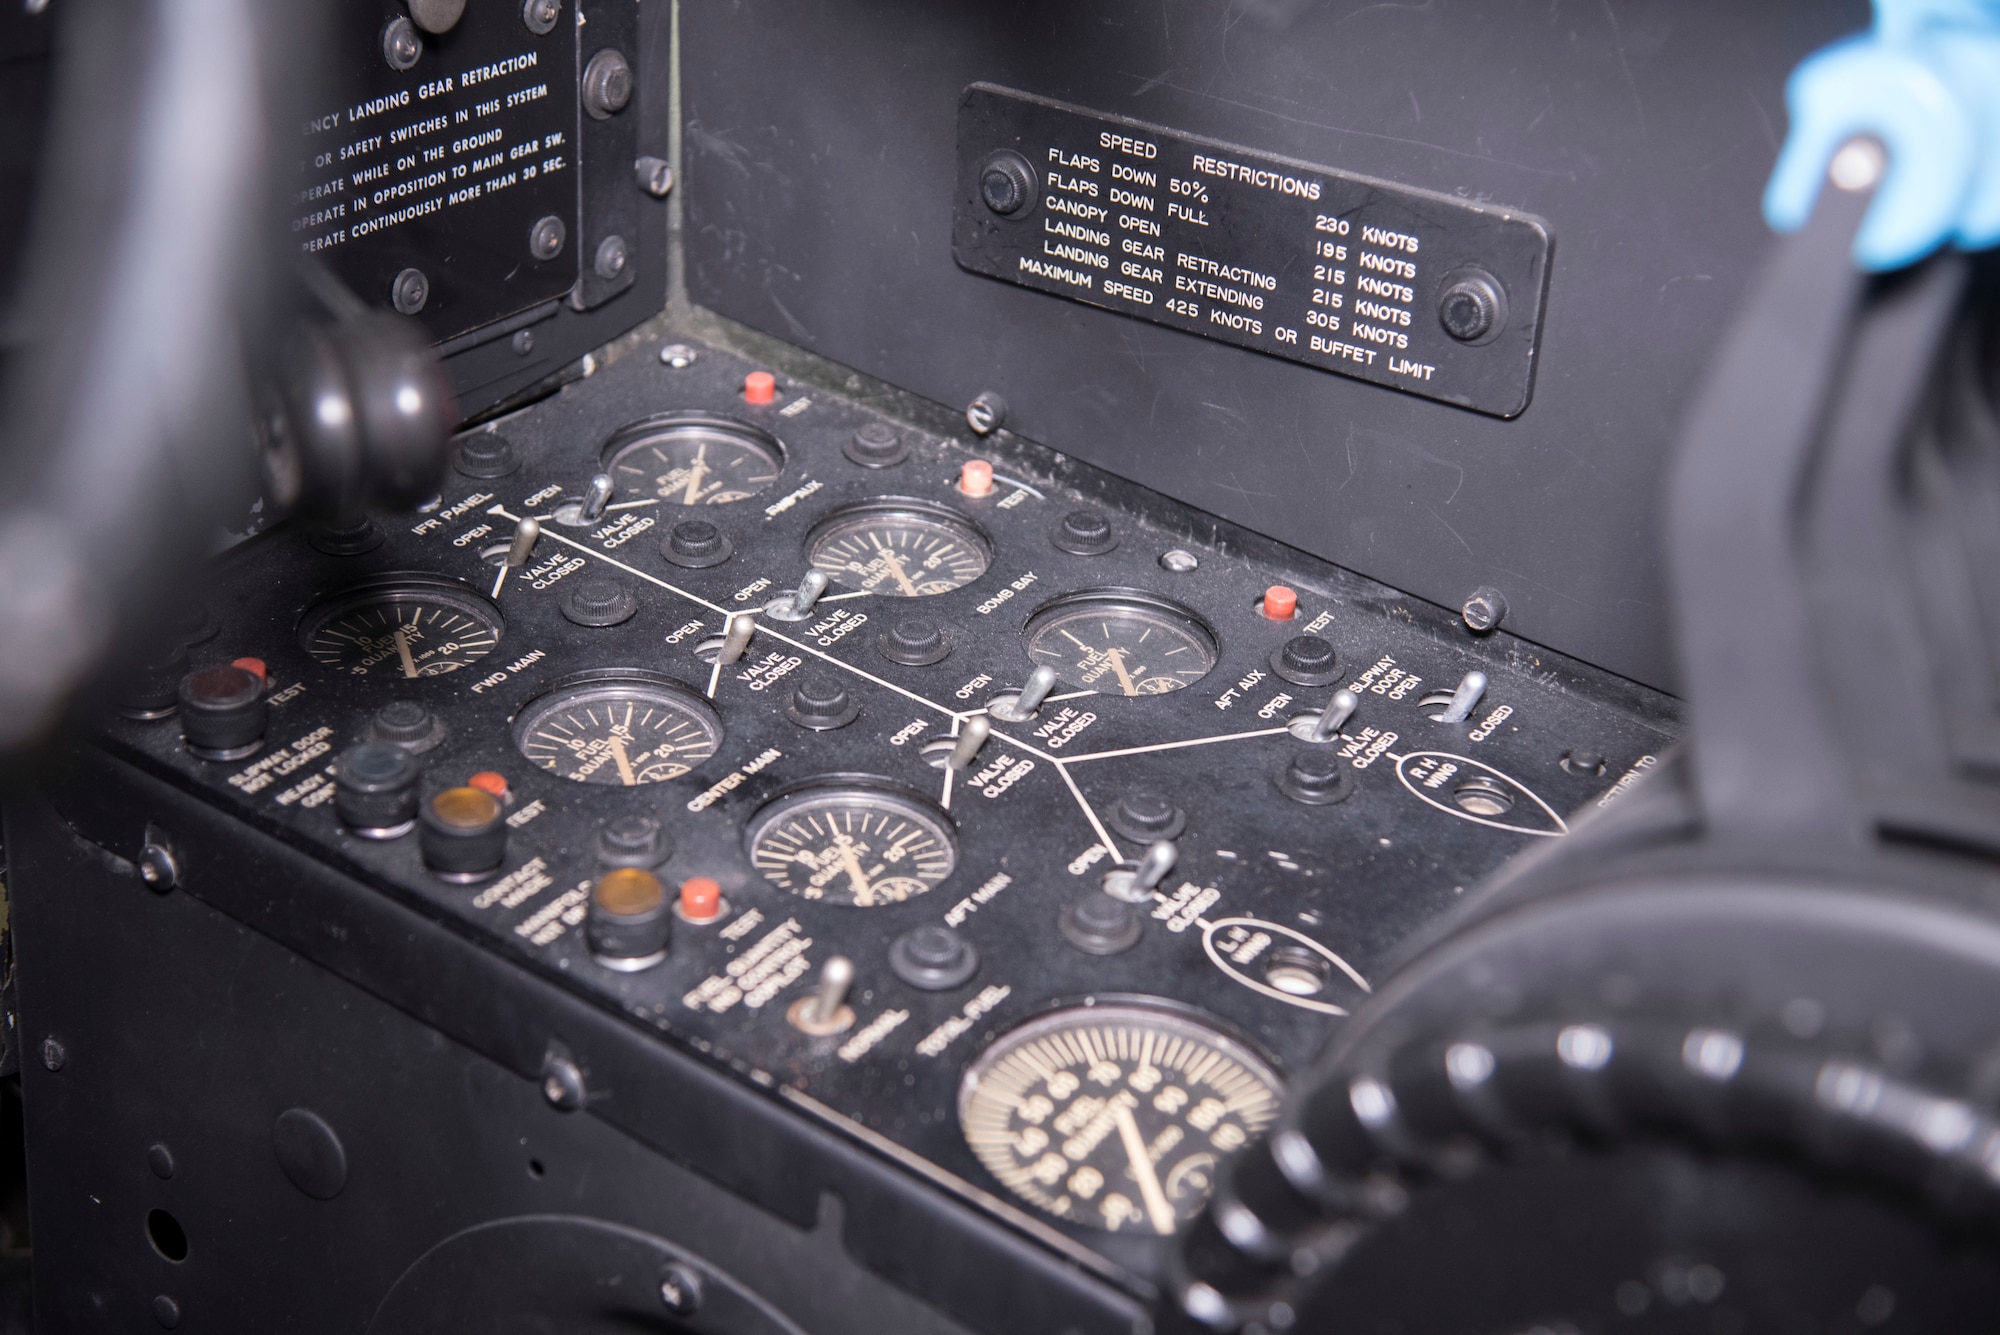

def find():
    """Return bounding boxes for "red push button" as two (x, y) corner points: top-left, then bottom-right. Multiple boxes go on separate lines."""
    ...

(959, 459), (995, 497)
(1262, 586), (1298, 621)
(231, 657), (268, 685)
(467, 771), (510, 802)
(743, 371), (777, 405)
(680, 876), (723, 924)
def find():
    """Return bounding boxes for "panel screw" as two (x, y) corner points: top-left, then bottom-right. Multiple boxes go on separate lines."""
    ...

(593, 234), (629, 280)
(381, 16), (421, 71)
(582, 49), (633, 119)
(635, 156), (674, 197)
(979, 151), (1035, 217)
(1159, 549), (1200, 573)
(1438, 270), (1505, 343)
(541, 1050), (586, 1110)
(1461, 586), (1507, 633)
(522, 0), (561, 35)
(659, 1264), (704, 1316)
(529, 215), (566, 261)
(511, 328), (535, 356)
(966, 391), (1007, 436)
(659, 343), (697, 369)
(391, 267), (429, 316)
(40, 1038), (65, 1072)
(137, 839), (179, 890)
(152, 1294), (181, 1329)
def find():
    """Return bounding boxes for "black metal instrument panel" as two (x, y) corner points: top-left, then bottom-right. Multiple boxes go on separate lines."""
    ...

(95, 333), (1672, 1282)
(953, 84), (1553, 417)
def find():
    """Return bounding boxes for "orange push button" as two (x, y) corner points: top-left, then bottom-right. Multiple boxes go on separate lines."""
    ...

(1262, 586), (1298, 621)
(743, 371), (777, 404)
(959, 459), (995, 497)
(467, 771), (510, 802)
(679, 876), (724, 924)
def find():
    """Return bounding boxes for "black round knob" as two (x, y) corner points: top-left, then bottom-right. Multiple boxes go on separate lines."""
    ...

(1561, 749), (1608, 777)
(1438, 271), (1504, 343)
(979, 151), (1035, 217)
(877, 617), (950, 666)
(179, 665), (268, 759)
(1277, 749), (1353, 805)
(335, 742), (421, 835)
(582, 48), (633, 119)
(1061, 891), (1142, 955)
(588, 868), (671, 966)
(890, 925), (980, 990)
(116, 642), (191, 719)
(1052, 508), (1117, 555)
(561, 577), (638, 627)
(307, 515), (385, 556)
(596, 814), (670, 868)
(661, 519), (733, 569)
(453, 432), (519, 479)
(1111, 788), (1185, 842)
(787, 676), (858, 730)
(376, 699), (442, 751)
(1272, 633), (1342, 686)
(844, 421), (908, 469)
(420, 786), (507, 880)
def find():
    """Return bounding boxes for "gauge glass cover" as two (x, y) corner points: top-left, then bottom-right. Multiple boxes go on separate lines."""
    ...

(299, 579), (503, 680)
(746, 785), (957, 906)
(513, 678), (723, 786)
(603, 416), (784, 506)
(1022, 593), (1217, 695)
(960, 1004), (1283, 1234)
(805, 503), (991, 597)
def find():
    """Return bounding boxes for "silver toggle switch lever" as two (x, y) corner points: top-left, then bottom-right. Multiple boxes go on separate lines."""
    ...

(717, 612), (757, 666)
(949, 716), (991, 771)
(1437, 671), (1488, 724)
(504, 516), (540, 567)
(1104, 838), (1177, 903)
(1311, 688), (1359, 742)
(989, 665), (1058, 722)
(579, 472), (614, 523)
(788, 955), (856, 1035)
(765, 569), (830, 622)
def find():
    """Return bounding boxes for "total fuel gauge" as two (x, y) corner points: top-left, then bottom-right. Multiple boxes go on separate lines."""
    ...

(960, 1003), (1283, 1234)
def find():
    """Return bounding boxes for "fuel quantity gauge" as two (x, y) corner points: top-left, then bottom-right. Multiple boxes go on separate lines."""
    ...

(512, 673), (723, 786)
(602, 414), (784, 507)
(746, 782), (957, 906)
(299, 577), (503, 680)
(804, 500), (991, 597)
(1023, 590), (1217, 696)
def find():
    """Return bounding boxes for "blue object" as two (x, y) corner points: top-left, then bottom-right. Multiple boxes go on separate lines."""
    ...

(1766, 1), (2000, 269)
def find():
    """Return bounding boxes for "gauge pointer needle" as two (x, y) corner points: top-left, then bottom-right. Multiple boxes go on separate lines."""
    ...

(833, 841), (876, 906)
(1112, 1101), (1176, 1235)
(681, 444), (710, 504)
(606, 735), (639, 787)
(1104, 647), (1140, 698)
(875, 543), (922, 598)
(393, 628), (419, 679)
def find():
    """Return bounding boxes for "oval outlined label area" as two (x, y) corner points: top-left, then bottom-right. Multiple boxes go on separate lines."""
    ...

(1201, 917), (1369, 1016)
(1395, 751), (1566, 837)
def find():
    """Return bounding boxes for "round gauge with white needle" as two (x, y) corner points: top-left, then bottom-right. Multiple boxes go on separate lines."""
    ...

(803, 500), (992, 597)
(601, 413), (785, 507)
(959, 1003), (1284, 1235)
(1022, 590), (1218, 696)
(298, 576), (503, 680)
(745, 782), (957, 906)
(512, 673), (723, 786)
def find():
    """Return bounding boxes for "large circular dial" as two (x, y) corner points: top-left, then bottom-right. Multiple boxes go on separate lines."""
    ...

(960, 1004), (1283, 1235)
(746, 783), (956, 906)
(602, 414), (784, 506)
(1022, 591), (1218, 696)
(804, 500), (991, 597)
(299, 577), (502, 680)
(512, 674), (722, 786)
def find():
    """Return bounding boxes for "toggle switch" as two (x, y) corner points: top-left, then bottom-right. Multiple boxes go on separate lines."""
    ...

(789, 956), (855, 1034)
(949, 716), (991, 770)
(988, 665), (1058, 722)
(1436, 671), (1488, 723)
(764, 570), (829, 622)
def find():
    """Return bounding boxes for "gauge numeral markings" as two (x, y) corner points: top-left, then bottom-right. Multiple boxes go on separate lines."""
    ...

(752, 805), (952, 906)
